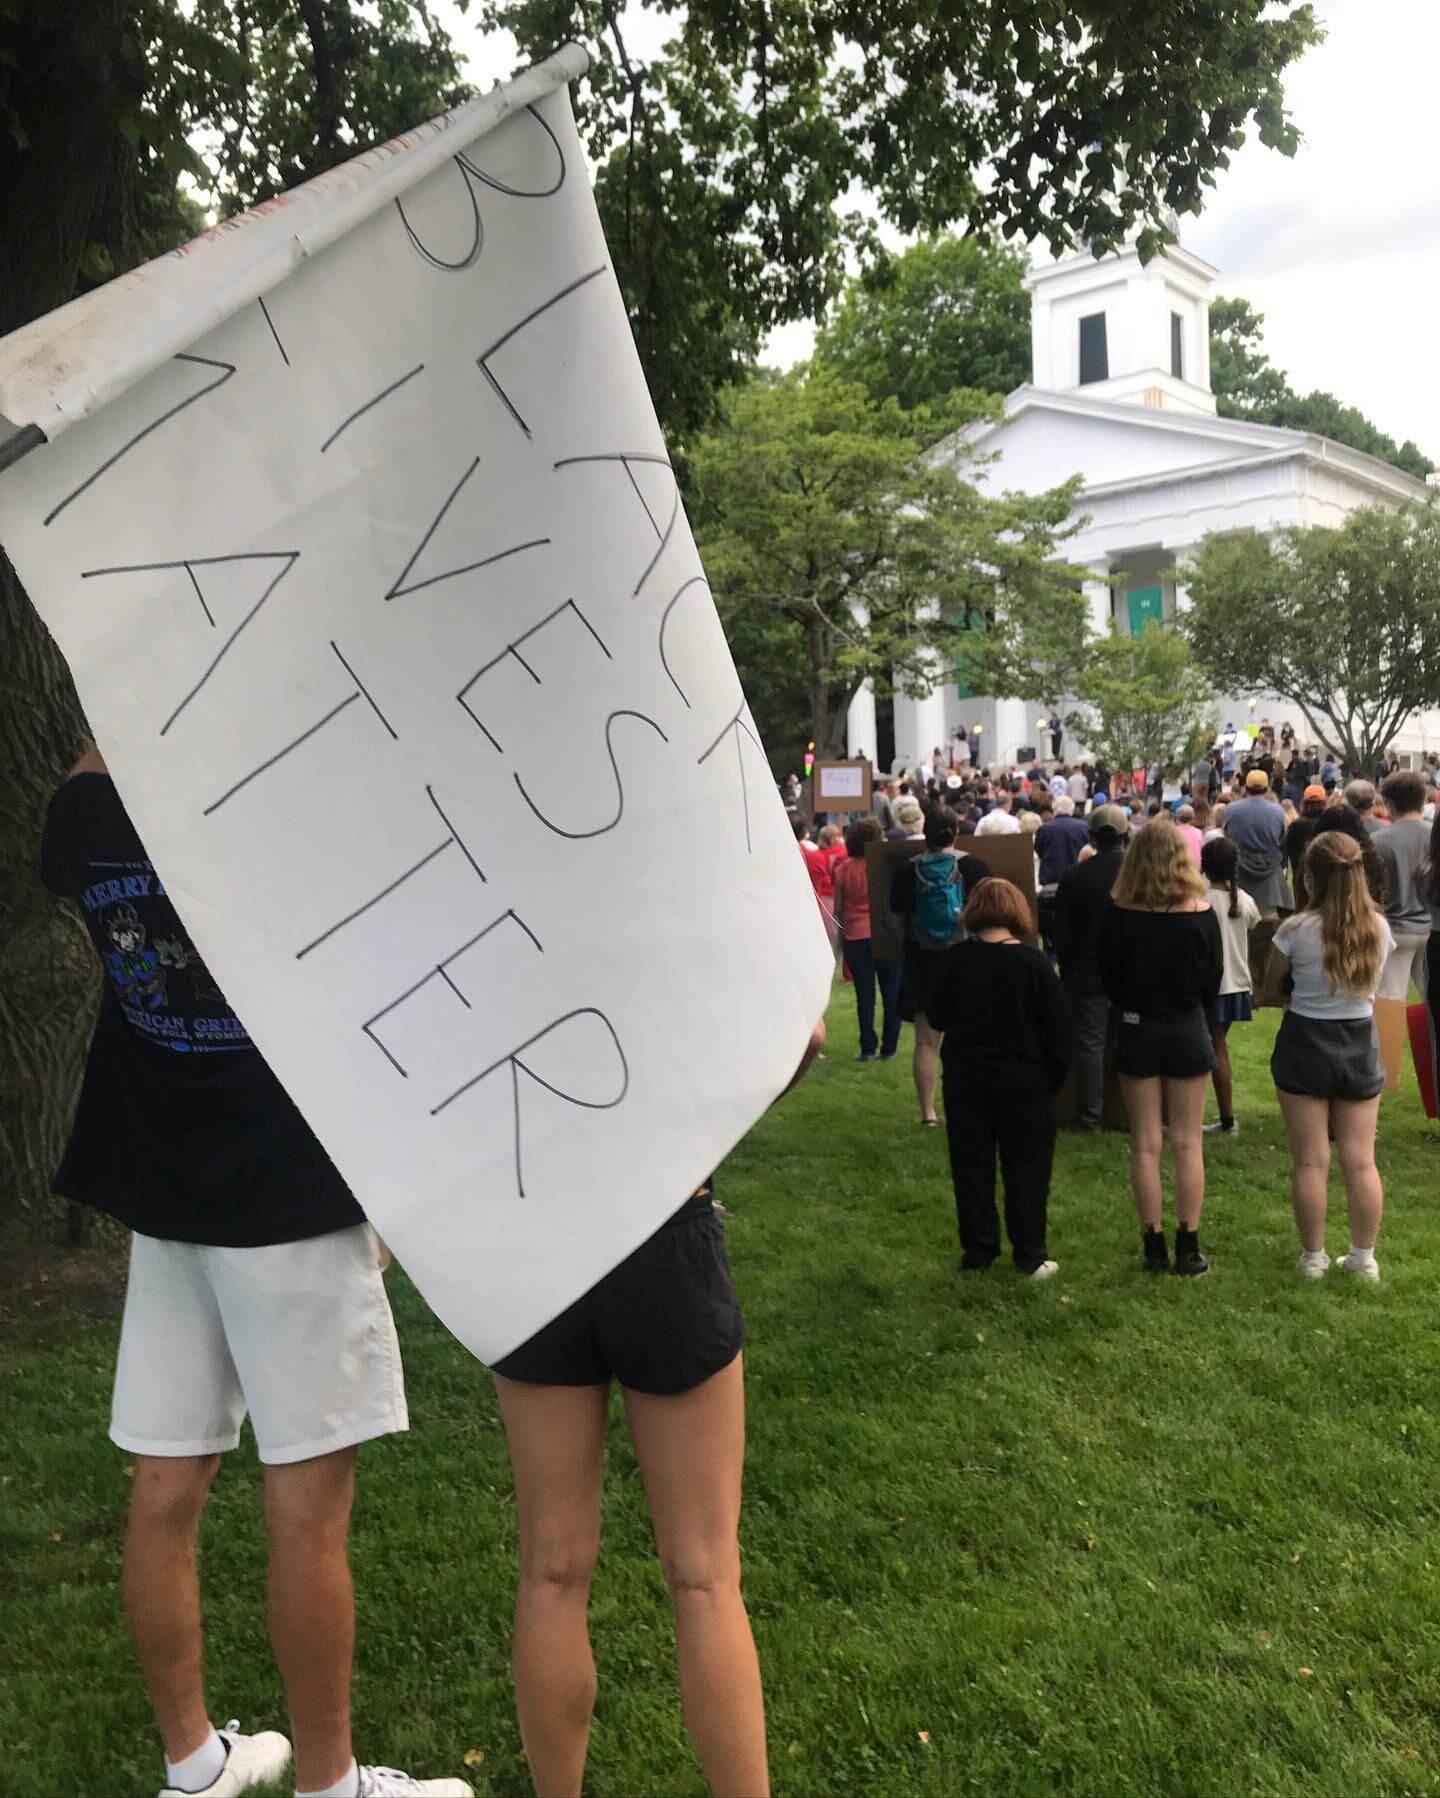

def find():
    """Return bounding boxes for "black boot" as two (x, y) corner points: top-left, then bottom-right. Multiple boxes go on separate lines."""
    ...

(1142, 1227), (1169, 1274)
(1174, 1226), (1209, 1277)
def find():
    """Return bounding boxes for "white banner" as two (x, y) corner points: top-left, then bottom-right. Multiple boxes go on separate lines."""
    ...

(0, 56), (832, 1363)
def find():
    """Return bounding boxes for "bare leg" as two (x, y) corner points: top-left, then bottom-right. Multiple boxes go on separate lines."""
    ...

(1209, 1022), (1233, 1121)
(1165, 1075), (1209, 1228)
(1277, 1089), (1332, 1252)
(493, 1377), (610, 1798)
(1119, 1075), (1164, 1230)
(624, 1358), (768, 1798)
(123, 1454), (220, 1765)
(1332, 1095), (1384, 1251)
(913, 1014), (942, 1125)
(265, 1448), (357, 1794)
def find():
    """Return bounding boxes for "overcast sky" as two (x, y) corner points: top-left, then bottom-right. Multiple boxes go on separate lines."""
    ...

(436, 0), (1437, 452)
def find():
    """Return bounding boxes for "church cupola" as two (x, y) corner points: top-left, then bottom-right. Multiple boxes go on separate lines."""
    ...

(1025, 231), (1220, 417)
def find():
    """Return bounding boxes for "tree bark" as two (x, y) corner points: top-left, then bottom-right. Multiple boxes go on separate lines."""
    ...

(0, 1), (143, 1226)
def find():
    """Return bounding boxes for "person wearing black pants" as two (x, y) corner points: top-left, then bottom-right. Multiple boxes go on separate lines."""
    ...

(926, 877), (1073, 1277)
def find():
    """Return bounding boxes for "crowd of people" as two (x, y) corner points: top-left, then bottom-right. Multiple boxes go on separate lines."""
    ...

(793, 723), (1440, 1294)
(32, 719), (1438, 1798)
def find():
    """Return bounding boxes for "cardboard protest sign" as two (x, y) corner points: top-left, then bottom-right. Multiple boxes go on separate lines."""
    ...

(0, 50), (833, 1363)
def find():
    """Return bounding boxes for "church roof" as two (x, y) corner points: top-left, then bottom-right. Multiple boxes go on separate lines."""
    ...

(958, 384), (1429, 506)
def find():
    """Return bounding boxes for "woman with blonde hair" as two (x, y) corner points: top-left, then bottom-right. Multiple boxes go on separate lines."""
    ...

(1268, 831), (1393, 1280)
(1099, 819), (1222, 1274)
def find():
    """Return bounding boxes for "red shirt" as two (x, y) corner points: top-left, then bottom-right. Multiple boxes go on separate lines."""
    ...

(832, 855), (872, 939)
(800, 841), (834, 899)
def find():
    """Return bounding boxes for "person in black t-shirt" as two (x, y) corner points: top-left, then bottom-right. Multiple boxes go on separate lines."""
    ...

(1099, 818), (1223, 1277)
(1052, 804), (1129, 1130)
(926, 879), (1072, 1276)
(41, 751), (467, 1798)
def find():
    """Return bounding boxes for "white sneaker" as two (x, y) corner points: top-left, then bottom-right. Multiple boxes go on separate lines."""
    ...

(1336, 1251), (1381, 1282)
(1203, 1120), (1239, 1136)
(356, 1767), (475, 1797)
(1297, 1250), (1330, 1281)
(1029, 1260), (1060, 1280)
(160, 1722), (291, 1797)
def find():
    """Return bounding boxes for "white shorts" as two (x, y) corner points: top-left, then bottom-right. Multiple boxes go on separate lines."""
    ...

(110, 1224), (408, 1465)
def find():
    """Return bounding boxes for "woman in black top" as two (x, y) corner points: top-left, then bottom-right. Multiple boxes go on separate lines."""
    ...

(927, 878), (1072, 1276)
(1099, 818), (1223, 1275)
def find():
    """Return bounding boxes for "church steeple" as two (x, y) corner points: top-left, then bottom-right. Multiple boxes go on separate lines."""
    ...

(1025, 232), (1220, 417)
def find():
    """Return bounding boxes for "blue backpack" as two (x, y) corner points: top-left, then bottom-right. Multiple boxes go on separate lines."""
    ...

(912, 852), (964, 948)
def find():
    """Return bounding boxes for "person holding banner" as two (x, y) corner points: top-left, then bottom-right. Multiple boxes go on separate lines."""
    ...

(40, 751), (467, 1798)
(488, 1022), (826, 1798)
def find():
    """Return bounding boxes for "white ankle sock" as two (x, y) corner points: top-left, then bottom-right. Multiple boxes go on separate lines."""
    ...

(166, 1728), (225, 1793)
(297, 1761), (360, 1798)
(1347, 1244), (1377, 1264)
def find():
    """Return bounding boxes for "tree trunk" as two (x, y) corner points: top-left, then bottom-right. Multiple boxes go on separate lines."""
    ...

(804, 613), (846, 760)
(0, 1), (143, 1226)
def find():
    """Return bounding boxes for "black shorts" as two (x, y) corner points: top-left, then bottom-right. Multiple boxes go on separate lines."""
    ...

(1271, 1011), (1385, 1102)
(901, 943), (945, 1022)
(1112, 1005), (1216, 1079)
(490, 1194), (745, 1394)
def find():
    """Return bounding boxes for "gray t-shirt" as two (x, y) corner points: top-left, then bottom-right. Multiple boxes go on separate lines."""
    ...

(1223, 796), (1284, 854)
(1375, 816), (1430, 931)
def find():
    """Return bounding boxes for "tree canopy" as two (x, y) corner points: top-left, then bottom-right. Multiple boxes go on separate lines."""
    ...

(486, 0), (1321, 435)
(1182, 506), (1440, 771)
(1069, 623), (1217, 781)
(815, 236), (1032, 416)
(1210, 295), (1432, 479)
(688, 366), (1084, 770)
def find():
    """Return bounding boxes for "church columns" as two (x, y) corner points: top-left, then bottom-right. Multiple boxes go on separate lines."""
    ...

(846, 680), (878, 762)
(893, 685), (949, 773)
(1083, 560), (1113, 637)
(1169, 543), (1198, 615)
(845, 597), (879, 763)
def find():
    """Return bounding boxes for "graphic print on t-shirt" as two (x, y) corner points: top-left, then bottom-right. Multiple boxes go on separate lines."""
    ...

(81, 859), (253, 1054)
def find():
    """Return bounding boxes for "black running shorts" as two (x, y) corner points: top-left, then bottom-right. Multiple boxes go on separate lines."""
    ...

(490, 1194), (746, 1394)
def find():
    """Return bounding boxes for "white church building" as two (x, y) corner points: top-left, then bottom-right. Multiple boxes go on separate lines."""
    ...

(847, 232), (1436, 771)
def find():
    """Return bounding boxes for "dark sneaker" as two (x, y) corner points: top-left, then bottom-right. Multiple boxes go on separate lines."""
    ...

(855, 1050), (878, 1062)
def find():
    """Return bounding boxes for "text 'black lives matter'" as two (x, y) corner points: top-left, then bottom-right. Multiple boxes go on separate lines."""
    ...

(361, 907), (543, 1078)
(384, 456), (549, 600)
(295, 790), (490, 961)
(477, 266), (607, 438)
(44, 353), (237, 528)
(80, 550), (300, 737)
(396, 156), (484, 272)
(514, 711), (669, 840)
(457, 103), (567, 198)
(432, 1008), (630, 1198)
(699, 700), (765, 854)
(202, 640), (397, 816)
(658, 575), (711, 709)
(553, 452), (679, 597)
(457, 597), (612, 753)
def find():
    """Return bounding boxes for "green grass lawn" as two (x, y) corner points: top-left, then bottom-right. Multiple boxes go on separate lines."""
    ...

(6, 988), (1440, 1798)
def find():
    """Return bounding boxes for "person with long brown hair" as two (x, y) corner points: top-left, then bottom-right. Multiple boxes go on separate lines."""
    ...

(1268, 831), (1393, 1280)
(1099, 818), (1222, 1275)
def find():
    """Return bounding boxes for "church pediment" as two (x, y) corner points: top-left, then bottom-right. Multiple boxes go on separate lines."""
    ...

(956, 387), (1317, 497)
